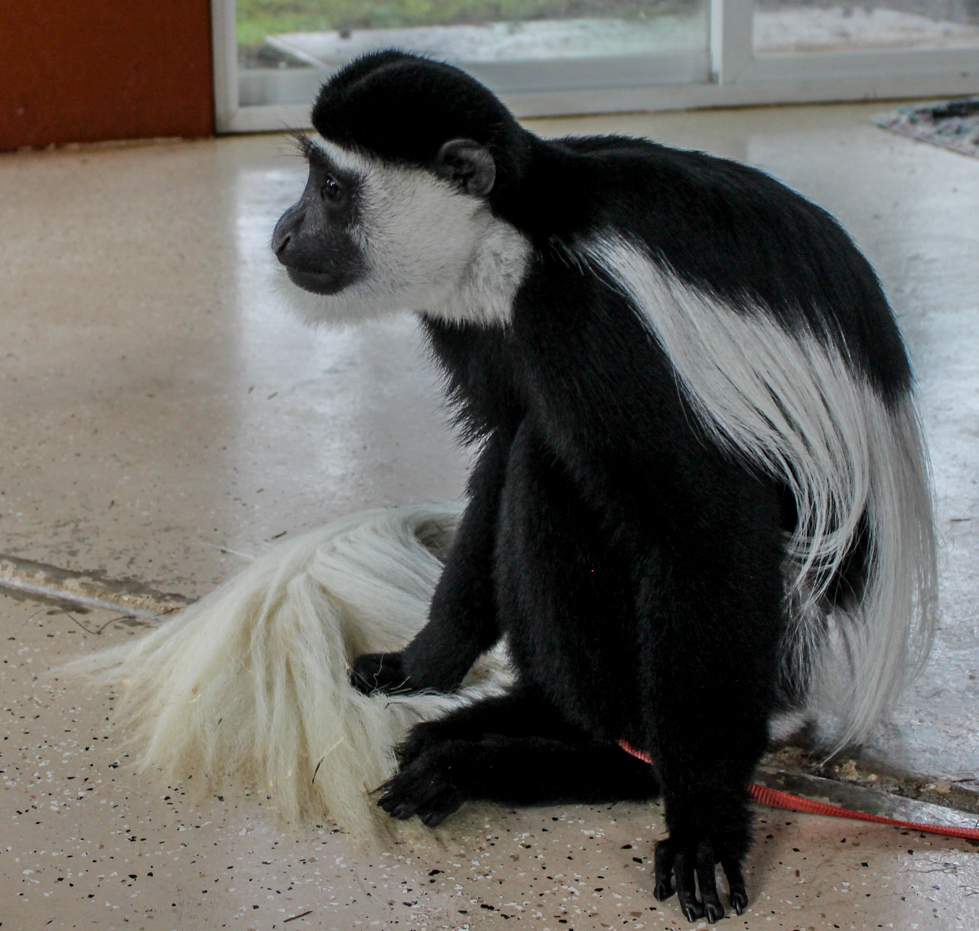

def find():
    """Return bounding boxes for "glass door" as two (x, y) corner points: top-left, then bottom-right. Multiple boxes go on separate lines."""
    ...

(754, 0), (979, 55)
(211, 0), (979, 132)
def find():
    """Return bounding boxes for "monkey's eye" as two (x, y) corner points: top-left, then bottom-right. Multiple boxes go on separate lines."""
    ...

(321, 176), (341, 201)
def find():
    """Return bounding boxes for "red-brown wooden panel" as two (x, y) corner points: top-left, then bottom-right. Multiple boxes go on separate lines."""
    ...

(0, 0), (214, 150)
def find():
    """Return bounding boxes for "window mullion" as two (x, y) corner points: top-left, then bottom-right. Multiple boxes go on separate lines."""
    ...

(711, 0), (754, 85)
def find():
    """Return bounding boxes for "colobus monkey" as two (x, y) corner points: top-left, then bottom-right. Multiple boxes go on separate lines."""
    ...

(272, 51), (937, 923)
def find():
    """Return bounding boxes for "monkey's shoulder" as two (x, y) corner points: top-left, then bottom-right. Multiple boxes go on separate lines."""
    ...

(513, 138), (908, 395)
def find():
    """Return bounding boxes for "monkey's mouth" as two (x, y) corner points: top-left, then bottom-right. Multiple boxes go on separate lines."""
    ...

(285, 267), (351, 296)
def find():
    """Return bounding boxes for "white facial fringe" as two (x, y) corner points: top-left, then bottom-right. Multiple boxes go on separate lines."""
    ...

(275, 138), (530, 328)
(62, 503), (513, 838)
(581, 232), (938, 749)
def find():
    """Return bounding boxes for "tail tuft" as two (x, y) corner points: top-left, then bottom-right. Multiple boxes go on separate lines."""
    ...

(61, 503), (512, 837)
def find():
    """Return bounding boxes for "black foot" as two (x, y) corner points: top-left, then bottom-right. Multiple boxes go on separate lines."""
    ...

(653, 835), (748, 923)
(376, 744), (466, 827)
(395, 719), (457, 769)
(351, 652), (418, 695)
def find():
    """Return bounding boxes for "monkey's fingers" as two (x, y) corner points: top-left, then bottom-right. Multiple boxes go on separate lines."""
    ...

(721, 855), (749, 916)
(376, 756), (464, 825)
(655, 836), (733, 924)
(655, 838), (706, 921)
(672, 847), (706, 923)
(694, 841), (725, 923)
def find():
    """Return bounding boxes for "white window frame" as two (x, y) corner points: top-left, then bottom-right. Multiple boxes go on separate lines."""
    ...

(213, 0), (979, 133)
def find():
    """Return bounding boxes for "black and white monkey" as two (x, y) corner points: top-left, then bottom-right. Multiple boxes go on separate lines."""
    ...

(272, 51), (937, 923)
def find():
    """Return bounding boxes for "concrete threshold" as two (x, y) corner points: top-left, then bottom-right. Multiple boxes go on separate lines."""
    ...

(0, 553), (191, 619)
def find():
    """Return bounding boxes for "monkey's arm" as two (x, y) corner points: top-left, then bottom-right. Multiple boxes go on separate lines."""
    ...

(351, 429), (510, 694)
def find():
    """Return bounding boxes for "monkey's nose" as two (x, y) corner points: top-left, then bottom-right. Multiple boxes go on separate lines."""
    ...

(271, 207), (304, 262)
(271, 219), (294, 259)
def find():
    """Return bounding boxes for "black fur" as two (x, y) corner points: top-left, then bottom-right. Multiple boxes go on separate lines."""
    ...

(288, 51), (918, 923)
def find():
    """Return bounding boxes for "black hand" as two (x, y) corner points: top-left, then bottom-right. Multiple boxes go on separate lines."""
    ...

(376, 744), (466, 827)
(653, 834), (748, 923)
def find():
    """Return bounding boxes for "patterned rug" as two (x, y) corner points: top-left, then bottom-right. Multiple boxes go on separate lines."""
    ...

(872, 98), (979, 159)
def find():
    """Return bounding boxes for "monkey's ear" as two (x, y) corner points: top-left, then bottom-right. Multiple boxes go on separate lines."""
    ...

(435, 139), (496, 197)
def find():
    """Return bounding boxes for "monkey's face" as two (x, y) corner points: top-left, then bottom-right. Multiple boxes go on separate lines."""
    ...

(272, 139), (367, 297)
(271, 136), (530, 328)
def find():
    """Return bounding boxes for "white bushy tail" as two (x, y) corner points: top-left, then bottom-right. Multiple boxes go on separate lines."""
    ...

(62, 503), (512, 838)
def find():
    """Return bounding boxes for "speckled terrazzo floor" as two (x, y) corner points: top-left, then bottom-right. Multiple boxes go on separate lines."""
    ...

(1, 100), (978, 930)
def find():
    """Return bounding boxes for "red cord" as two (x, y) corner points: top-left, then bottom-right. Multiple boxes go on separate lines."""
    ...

(618, 739), (979, 841)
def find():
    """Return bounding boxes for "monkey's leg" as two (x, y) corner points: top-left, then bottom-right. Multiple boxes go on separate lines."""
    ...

(634, 479), (785, 924)
(377, 687), (660, 826)
(352, 429), (512, 694)
(393, 683), (577, 767)
(493, 423), (780, 923)
(377, 734), (660, 826)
